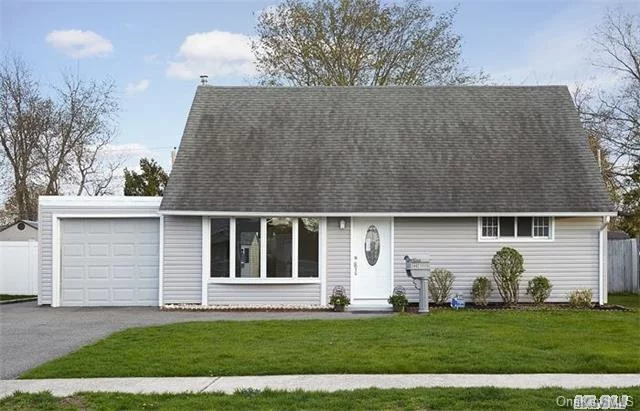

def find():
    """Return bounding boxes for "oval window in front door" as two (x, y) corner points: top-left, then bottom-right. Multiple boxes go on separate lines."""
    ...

(364, 225), (380, 266)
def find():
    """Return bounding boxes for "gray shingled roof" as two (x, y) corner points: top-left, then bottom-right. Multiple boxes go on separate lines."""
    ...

(161, 86), (614, 213)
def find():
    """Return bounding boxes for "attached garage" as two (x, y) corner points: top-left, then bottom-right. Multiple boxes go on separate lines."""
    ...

(38, 196), (163, 307)
(60, 218), (159, 306)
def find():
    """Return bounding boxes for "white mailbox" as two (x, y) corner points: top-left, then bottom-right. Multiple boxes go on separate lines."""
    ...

(404, 255), (431, 313)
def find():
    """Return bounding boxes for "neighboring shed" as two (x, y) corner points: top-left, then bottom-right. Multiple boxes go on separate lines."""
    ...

(0, 220), (38, 241)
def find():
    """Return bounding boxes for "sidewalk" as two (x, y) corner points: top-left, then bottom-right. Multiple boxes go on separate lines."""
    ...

(2, 374), (638, 398)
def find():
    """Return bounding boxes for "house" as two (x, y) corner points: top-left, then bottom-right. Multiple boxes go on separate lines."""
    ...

(37, 86), (616, 308)
(0, 220), (38, 241)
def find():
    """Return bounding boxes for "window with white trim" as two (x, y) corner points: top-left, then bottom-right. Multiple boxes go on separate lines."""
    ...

(480, 217), (553, 240)
(210, 217), (320, 279)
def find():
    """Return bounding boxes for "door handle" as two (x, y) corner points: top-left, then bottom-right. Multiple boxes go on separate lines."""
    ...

(353, 260), (358, 276)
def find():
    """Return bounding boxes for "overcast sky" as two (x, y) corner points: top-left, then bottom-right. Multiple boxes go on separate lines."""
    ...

(2, 0), (639, 176)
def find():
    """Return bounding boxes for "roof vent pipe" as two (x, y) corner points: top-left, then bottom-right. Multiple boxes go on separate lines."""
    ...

(171, 147), (177, 165)
(200, 74), (208, 85)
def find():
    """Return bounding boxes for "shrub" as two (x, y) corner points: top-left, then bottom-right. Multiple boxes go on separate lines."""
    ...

(428, 268), (454, 304)
(491, 247), (525, 306)
(388, 286), (409, 312)
(329, 286), (350, 311)
(568, 289), (593, 309)
(527, 276), (553, 305)
(471, 276), (493, 306)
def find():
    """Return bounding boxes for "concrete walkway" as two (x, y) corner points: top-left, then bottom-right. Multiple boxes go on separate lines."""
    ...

(1, 374), (638, 398)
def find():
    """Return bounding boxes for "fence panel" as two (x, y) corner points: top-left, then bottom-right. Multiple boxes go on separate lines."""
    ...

(0, 241), (38, 295)
(608, 238), (639, 293)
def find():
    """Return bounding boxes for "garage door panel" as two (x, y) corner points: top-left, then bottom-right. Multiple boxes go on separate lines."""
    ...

(113, 244), (135, 256)
(87, 265), (109, 279)
(113, 265), (134, 279)
(60, 218), (159, 306)
(87, 288), (110, 302)
(88, 243), (109, 256)
(62, 221), (84, 234)
(113, 288), (135, 301)
(63, 244), (84, 257)
(63, 266), (85, 279)
(139, 265), (158, 279)
(113, 221), (135, 233)
(62, 289), (84, 304)
(137, 244), (159, 256)
(137, 288), (157, 302)
(88, 220), (111, 233)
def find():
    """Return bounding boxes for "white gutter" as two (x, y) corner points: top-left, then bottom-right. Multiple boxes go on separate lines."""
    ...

(158, 210), (619, 217)
(598, 216), (610, 306)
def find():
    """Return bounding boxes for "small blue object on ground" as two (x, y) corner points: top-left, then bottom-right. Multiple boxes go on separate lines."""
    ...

(450, 296), (465, 309)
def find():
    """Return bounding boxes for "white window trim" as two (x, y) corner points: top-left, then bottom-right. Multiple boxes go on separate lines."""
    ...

(209, 277), (321, 285)
(205, 217), (324, 285)
(477, 216), (555, 242)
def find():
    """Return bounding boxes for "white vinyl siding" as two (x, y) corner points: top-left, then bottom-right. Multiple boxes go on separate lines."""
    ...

(208, 283), (321, 305)
(394, 217), (600, 303)
(162, 215), (202, 304)
(326, 217), (350, 304)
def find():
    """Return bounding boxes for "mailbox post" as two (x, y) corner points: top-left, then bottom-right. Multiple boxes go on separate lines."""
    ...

(404, 256), (430, 314)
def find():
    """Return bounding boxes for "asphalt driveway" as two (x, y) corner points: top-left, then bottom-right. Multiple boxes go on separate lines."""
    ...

(0, 302), (381, 379)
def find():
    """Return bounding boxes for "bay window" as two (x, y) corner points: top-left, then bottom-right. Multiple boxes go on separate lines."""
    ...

(210, 217), (321, 280)
(479, 216), (553, 240)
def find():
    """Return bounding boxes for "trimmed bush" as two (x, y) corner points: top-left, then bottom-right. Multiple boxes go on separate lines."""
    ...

(472, 276), (493, 306)
(428, 268), (454, 304)
(527, 276), (553, 305)
(491, 247), (525, 306)
(568, 289), (593, 309)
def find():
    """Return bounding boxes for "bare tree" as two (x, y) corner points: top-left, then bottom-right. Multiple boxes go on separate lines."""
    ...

(0, 55), (120, 220)
(578, 8), (639, 184)
(253, 0), (486, 86)
(0, 56), (52, 220)
(39, 73), (119, 195)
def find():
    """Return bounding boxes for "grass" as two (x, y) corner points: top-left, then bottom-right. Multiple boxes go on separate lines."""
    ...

(2, 387), (639, 411)
(0, 294), (35, 301)
(21, 309), (640, 378)
(609, 293), (640, 309)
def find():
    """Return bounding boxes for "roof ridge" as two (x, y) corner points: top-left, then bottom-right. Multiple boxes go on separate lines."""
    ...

(197, 85), (569, 90)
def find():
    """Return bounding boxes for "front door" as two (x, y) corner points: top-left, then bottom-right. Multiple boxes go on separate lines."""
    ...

(351, 218), (392, 305)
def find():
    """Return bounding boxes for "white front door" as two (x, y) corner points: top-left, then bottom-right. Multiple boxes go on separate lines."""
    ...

(351, 218), (392, 305)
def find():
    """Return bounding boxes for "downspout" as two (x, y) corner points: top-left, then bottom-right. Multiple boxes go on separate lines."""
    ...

(598, 216), (610, 306)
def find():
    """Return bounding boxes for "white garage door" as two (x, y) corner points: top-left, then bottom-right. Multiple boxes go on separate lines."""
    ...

(60, 218), (159, 306)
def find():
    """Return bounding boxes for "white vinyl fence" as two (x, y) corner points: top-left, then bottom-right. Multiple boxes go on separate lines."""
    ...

(0, 241), (38, 295)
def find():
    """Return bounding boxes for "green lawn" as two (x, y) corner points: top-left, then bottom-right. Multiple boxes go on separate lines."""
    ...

(21, 309), (640, 378)
(3, 387), (639, 411)
(0, 294), (35, 301)
(609, 293), (640, 308)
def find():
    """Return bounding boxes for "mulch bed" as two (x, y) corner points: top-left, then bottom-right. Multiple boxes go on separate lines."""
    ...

(404, 302), (631, 312)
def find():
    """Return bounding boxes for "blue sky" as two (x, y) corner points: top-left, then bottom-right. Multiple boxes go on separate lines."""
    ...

(2, 0), (638, 175)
